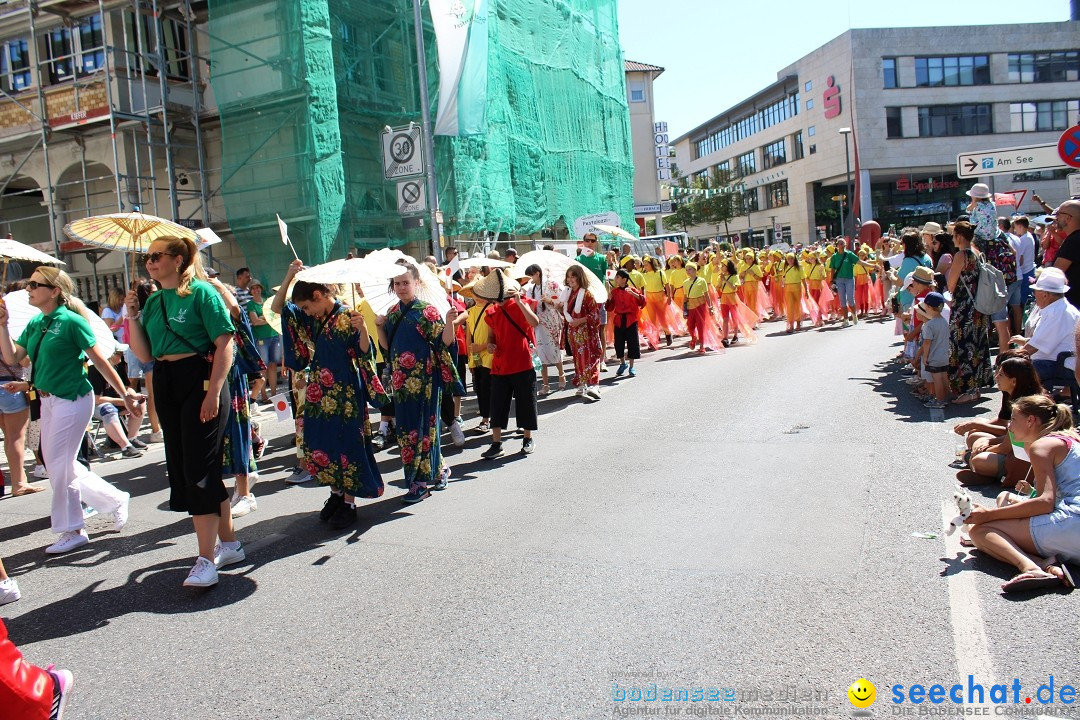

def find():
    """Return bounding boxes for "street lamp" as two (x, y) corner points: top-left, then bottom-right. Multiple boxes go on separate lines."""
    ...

(838, 127), (853, 240)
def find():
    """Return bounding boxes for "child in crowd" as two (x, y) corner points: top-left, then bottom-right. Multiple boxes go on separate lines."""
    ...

(605, 269), (645, 376)
(915, 293), (949, 409)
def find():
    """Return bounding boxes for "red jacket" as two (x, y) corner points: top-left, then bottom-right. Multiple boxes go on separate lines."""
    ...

(605, 286), (645, 327)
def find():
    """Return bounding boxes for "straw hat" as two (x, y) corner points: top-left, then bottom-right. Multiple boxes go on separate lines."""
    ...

(910, 266), (935, 285)
(472, 268), (520, 301)
(920, 222), (943, 235)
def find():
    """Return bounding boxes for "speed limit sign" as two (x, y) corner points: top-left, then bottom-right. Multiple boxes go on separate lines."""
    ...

(381, 125), (425, 180)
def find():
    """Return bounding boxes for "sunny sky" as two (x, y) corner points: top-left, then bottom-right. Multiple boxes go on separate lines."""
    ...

(617, 0), (1072, 139)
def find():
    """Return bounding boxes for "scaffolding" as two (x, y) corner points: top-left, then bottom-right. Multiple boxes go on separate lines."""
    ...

(0, 0), (211, 306)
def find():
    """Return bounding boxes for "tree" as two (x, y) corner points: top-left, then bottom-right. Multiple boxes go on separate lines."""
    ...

(697, 167), (741, 239)
(645, 219), (656, 235)
(669, 201), (695, 234)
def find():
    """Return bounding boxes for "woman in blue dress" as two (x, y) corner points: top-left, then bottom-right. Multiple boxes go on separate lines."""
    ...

(376, 261), (460, 504)
(272, 259), (387, 529)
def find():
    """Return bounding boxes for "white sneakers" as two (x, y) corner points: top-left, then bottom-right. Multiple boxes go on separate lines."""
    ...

(585, 386), (601, 401)
(32, 464), (48, 479)
(449, 418), (465, 447)
(284, 468), (311, 485)
(45, 530), (89, 555)
(0, 577), (20, 605)
(231, 495), (258, 518)
(575, 386), (586, 397)
(182, 557), (219, 587)
(213, 542), (246, 569)
(148, 431), (164, 443)
(113, 493), (130, 532)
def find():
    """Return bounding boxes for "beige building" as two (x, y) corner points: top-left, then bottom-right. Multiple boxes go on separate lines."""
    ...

(672, 21), (1079, 247)
(625, 59), (669, 234)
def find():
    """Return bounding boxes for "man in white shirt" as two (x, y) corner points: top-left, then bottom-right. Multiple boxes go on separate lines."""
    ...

(1011, 267), (1080, 386)
(1010, 216), (1037, 299)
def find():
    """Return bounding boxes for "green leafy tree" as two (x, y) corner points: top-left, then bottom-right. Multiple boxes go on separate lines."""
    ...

(669, 201), (695, 233)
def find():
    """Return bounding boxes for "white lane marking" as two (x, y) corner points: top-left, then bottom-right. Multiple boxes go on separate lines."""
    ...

(941, 502), (997, 701)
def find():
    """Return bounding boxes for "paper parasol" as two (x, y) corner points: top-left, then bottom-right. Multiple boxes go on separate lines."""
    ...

(0, 238), (65, 265)
(513, 249), (607, 303)
(456, 256), (514, 270)
(358, 254), (451, 317)
(3, 290), (116, 357)
(591, 223), (636, 241)
(63, 212), (198, 253)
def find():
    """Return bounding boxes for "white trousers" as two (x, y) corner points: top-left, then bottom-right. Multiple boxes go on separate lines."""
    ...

(40, 392), (126, 534)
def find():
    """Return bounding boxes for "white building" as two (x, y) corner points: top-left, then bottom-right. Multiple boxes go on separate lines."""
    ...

(672, 21), (1079, 247)
(625, 59), (669, 234)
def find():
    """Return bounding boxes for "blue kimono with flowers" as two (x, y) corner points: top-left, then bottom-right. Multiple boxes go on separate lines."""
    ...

(282, 301), (387, 497)
(385, 299), (458, 492)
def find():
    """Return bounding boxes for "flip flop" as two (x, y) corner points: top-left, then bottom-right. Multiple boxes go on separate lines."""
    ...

(10, 485), (45, 497)
(1045, 564), (1075, 589)
(1001, 570), (1061, 593)
(951, 393), (981, 404)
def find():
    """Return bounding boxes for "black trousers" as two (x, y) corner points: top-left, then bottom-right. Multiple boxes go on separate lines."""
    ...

(490, 369), (538, 431)
(472, 365), (492, 418)
(376, 361), (395, 417)
(613, 322), (641, 360)
(440, 347), (466, 426)
(154, 355), (229, 516)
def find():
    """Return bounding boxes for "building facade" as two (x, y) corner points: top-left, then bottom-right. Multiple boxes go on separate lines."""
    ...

(672, 21), (1079, 247)
(625, 59), (669, 234)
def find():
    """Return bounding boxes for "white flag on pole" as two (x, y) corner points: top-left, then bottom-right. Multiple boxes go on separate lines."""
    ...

(276, 214), (289, 245)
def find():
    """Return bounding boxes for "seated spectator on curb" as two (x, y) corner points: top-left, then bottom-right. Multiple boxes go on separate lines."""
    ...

(967, 394), (1079, 594)
(956, 353), (1045, 487)
(1008, 267), (1080, 387)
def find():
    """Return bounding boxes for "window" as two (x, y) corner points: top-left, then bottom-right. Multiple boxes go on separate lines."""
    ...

(792, 131), (804, 160)
(762, 138), (786, 169)
(1009, 100), (1080, 132)
(809, 144), (817, 155)
(915, 55), (989, 87)
(806, 98), (814, 110)
(0, 39), (32, 92)
(736, 150), (756, 178)
(804, 80), (812, 92)
(741, 189), (759, 214)
(691, 91), (800, 158)
(886, 107), (903, 138)
(44, 28), (72, 83)
(629, 82), (645, 103)
(1008, 52), (1080, 83)
(41, 15), (106, 83)
(917, 105), (992, 137)
(807, 125), (815, 136)
(125, 11), (191, 80)
(78, 16), (105, 74)
(883, 57), (897, 89)
(765, 180), (789, 209)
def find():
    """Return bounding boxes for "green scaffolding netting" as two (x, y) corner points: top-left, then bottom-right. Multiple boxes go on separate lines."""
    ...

(206, 0), (634, 280)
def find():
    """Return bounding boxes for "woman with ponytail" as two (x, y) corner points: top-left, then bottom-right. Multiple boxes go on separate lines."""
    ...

(967, 394), (1080, 593)
(0, 267), (137, 554)
(126, 235), (242, 588)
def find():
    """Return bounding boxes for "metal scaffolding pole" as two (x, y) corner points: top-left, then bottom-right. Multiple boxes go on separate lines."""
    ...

(410, 0), (440, 261)
(27, 8), (61, 258)
(151, 0), (178, 221)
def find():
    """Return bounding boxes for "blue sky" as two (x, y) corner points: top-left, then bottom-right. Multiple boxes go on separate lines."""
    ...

(617, 0), (1071, 138)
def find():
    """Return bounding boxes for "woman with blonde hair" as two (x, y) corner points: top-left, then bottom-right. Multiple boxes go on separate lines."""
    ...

(101, 286), (125, 343)
(968, 395), (1080, 593)
(0, 266), (137, 553)
(126, 235), (242, 587)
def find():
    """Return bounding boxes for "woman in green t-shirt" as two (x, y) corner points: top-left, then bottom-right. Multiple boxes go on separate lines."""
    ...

(0, 267), (140, 555)
(126, 234), (242, 589)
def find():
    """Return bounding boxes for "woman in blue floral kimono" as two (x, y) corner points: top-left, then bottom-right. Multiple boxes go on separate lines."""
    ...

(273, 259), (388, 530)
(377, 261), (459, 504)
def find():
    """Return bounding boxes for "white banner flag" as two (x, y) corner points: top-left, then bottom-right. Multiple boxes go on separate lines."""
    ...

(430, 0), (489, 136)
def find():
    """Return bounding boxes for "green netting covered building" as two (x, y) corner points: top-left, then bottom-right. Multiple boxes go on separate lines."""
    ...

(206, 0), (634, 278)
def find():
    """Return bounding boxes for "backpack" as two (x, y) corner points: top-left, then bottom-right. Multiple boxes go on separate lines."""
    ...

(965, 250), (1007, 316)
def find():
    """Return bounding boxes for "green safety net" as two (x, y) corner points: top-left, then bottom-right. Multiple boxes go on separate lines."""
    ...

(206, 0), (634, 280)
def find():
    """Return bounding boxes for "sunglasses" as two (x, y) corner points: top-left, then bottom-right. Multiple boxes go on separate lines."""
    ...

(583, 238), (597, 243)
(26, 280), (55, 290)
(142, 251), (177, 264)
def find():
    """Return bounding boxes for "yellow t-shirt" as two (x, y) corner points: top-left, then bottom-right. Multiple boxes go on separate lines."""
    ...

(783, 266), (806, 286)
(743, 264), (764, 284)
(642, 270), (666, 293)
(806, 264), (826, 282)
(719, 273), (741, 295)
(682, 276), (710, 299)
(666, 268), (689, 291)
(466, 303), (493, 369)
(629, 270), (647, 290)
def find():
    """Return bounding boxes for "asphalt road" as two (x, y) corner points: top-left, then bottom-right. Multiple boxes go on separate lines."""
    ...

(1, 316), (1077, 720)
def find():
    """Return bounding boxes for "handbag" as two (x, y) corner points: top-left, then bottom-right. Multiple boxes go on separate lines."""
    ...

(26, 316), (57, 422)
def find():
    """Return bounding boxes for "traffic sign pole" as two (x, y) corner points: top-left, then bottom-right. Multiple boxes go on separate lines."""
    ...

(411, 0), (442, 262)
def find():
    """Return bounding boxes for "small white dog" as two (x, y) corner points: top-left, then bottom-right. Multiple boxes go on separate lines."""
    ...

(946, 487), (973, 536)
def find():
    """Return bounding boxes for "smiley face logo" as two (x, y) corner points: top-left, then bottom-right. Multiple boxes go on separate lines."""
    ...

(847, 678), (876, 709)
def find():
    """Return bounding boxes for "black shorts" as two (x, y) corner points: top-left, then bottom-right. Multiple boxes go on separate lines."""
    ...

(489, 369), (538, 431)
(926, 365), (949, 374)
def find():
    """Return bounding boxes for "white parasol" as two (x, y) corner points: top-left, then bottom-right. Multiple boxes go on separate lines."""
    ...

(3, 289), (116, 357)
(456, 256), (513, 270)
(513, 249), (607, 303)
(591, 223), (636, 241)
(358, 252), (451, 317)
(0, 238), (65, 265)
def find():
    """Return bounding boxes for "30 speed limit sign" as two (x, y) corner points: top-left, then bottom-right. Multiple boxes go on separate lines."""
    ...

(381, 125), (424, 180)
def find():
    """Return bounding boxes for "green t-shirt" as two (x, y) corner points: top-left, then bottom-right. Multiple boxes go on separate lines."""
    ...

(16, 305), (95, 400)
(247, 300), (278, 340)
(575, 251), (608, 282)
(141, 280), (235, 358)
(829, 250), (860, 279)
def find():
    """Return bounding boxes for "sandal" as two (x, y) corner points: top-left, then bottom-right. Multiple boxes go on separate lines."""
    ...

(1001, 569), (1065, 593)
(1039, 558), (1075, 589)
(951, 393), (980, 404)
(558, 379), (566, 391)
(10, 485), (45, 497)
